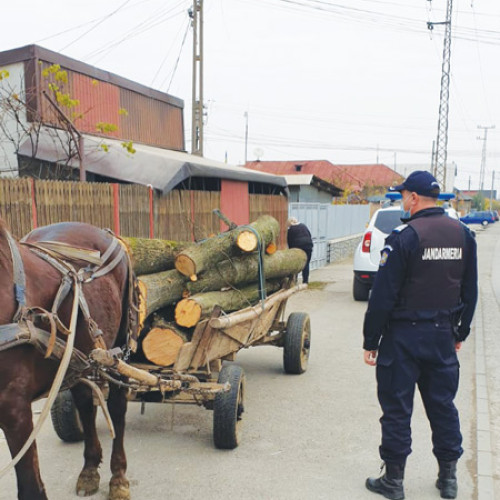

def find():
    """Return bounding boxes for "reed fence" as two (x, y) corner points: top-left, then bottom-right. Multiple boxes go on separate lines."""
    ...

(0, 178), (288, 247)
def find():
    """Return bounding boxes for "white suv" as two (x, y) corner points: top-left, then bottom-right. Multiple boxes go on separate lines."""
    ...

(353, 205), (403, 301)
(352, 202), (459, 301)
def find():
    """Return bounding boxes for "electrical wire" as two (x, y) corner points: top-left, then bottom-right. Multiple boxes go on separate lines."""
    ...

(163, 18), (191, 93)
(59, 0), (133, 51)
(83, 1), (187, 62)
(150, 15), (190, 87)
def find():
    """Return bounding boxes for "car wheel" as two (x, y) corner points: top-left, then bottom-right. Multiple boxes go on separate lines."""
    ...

(51, 390), (84, 442)
(213, 363), (245, 449)
(283, 312), (311, 374)
(353, 277), (370, 301)
(482, 220), (489, 227)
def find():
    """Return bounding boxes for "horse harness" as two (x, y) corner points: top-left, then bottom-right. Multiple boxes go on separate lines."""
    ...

(0, 229), (140, 390)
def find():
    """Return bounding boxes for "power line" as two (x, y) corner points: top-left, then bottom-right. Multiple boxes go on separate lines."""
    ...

(59, 0), (133, 52)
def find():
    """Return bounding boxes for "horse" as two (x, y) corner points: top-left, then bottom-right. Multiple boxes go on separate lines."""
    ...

(0, 219), (138, 500)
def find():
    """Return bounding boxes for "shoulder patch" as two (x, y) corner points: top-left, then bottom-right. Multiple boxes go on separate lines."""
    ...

(379, 245), (393, 267)
(392, 224), (408, 233)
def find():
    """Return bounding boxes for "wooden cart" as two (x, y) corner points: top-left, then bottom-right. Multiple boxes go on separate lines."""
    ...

(50, 283), (311, 449)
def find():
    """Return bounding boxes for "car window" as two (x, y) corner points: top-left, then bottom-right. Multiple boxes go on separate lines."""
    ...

(374, 210), (403, 233)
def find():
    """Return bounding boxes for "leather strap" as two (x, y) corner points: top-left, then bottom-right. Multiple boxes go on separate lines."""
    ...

(5, 231), (26, 321)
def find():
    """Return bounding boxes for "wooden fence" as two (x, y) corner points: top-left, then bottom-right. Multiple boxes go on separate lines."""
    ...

(0, 179), (288, 246)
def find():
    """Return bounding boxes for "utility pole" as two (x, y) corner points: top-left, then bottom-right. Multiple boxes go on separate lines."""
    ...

(244, 111), (249, 165)
(428, 0), (453, 190)
(190, 0), (203, 156)
(490, 171), (495, 210)
(477, 125), (495, 192)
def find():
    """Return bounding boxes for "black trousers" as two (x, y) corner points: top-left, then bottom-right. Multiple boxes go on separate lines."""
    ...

(302, 248), (312, 284)
(376, 319), (463, 465)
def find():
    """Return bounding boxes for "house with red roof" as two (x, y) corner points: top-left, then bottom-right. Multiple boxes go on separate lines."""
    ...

(245, 160), (403, 199)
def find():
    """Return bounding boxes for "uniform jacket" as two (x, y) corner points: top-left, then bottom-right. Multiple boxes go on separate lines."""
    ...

(363, 207), (478, 351)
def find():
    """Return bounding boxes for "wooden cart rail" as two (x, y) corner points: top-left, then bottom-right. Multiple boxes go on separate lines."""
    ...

(173, 284), (306, 373)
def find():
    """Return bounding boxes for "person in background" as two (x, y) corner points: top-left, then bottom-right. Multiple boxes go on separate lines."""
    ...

(287, 217), (314, 284)
(363, 170), (478, 500)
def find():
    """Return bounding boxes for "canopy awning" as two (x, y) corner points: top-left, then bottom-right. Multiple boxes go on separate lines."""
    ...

(18, 129), (288, 194)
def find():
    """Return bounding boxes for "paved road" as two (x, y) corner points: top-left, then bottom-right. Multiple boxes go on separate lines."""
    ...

(1, 224), (499, 499)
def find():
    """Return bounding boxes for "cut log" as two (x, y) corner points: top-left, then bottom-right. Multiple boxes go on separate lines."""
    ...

(184, 248), (307, 295)
(174, 215), (280, 280)
(175, 281), (282, 328)
(123, 237), (187, 275)
(235, 215), (280, 253)
(137, 269), (188, 320)
(142, 326), (188, 366)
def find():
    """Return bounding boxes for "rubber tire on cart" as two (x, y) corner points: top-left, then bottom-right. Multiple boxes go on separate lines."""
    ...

(283, 312), (311, 375)
(353, 277), (370, 301)
(213, 363), (245, 450)
(50, 389), (84, 442)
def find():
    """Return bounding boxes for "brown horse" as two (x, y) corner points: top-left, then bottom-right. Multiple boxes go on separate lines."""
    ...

(0, 220), (137, 500)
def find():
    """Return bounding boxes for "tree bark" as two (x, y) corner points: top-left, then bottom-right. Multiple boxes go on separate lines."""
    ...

(175, 281), (282, 328)
(174, 215), (280, 280)
(184, 248), (306, 295)
(137, 269), (188, 318)
(123, 237), (188, 275)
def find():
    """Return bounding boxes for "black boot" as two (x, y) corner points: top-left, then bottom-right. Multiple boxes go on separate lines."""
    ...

(436, 460), (457, 499)
(366, 462), (405, 500)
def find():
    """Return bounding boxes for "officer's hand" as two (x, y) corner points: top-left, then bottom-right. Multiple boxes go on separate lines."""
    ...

(455, 342), (462, 352)
(364, 350), (377, 366)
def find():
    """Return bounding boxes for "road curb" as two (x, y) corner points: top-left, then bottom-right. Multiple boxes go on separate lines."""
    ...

(475, 294), (496, 499)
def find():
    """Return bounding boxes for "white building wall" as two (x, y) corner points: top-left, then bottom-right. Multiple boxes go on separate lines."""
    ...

(0, 62), (26, 177)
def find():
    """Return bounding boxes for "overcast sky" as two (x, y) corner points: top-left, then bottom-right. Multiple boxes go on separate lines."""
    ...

(2, 0), (500, 190)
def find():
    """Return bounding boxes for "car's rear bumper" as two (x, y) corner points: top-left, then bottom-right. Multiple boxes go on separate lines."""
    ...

(353, 270), (376, 287)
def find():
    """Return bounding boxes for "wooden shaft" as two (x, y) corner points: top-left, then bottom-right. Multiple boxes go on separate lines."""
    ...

(209, 284), (307, 329)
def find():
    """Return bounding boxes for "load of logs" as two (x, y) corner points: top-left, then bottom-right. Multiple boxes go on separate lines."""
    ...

(124, 215), (307, 367)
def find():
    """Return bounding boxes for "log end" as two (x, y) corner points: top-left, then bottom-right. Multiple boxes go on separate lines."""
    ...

(236, 230), (258, 252)
(175, 299), (202, 328)
(175, 254), (197, 278)
(142, 328), (184, 366)
(265, 242), (277, 255)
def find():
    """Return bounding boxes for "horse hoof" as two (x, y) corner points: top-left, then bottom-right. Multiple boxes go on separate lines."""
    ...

(76, 468), (100, 496)
(109, 477), (130, 500)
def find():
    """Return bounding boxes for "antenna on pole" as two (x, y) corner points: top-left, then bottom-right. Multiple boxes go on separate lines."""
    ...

(190, 0), (203, 156)
(428, 0), (453, 190)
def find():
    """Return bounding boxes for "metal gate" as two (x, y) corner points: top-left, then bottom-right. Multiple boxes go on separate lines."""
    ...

(288, 203), (328, 270)
(288, 203), (370, 271)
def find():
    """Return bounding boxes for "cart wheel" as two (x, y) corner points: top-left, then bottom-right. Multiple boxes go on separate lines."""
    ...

(50, 389), (84, 442)
(283, 312), (311, 374)
(213, 363), (245, 449)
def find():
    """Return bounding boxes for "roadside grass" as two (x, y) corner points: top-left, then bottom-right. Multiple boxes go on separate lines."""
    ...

(306, 281), (328, 290)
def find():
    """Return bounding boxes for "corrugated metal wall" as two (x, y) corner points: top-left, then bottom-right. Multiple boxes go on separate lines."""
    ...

(120, 89), (184, 149)
(36, 60), (184, 151)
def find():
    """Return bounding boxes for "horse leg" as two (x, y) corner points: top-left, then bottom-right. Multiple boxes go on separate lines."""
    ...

(71, 383), (102, 496)
(107, 383), (130, 500)
(1, 399), (47, 500)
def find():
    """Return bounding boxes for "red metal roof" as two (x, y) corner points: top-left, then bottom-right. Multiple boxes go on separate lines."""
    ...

(244, 161), (403, 192)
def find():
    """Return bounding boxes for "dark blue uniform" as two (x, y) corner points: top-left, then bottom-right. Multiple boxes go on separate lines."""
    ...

(363, 207), (477, 465)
